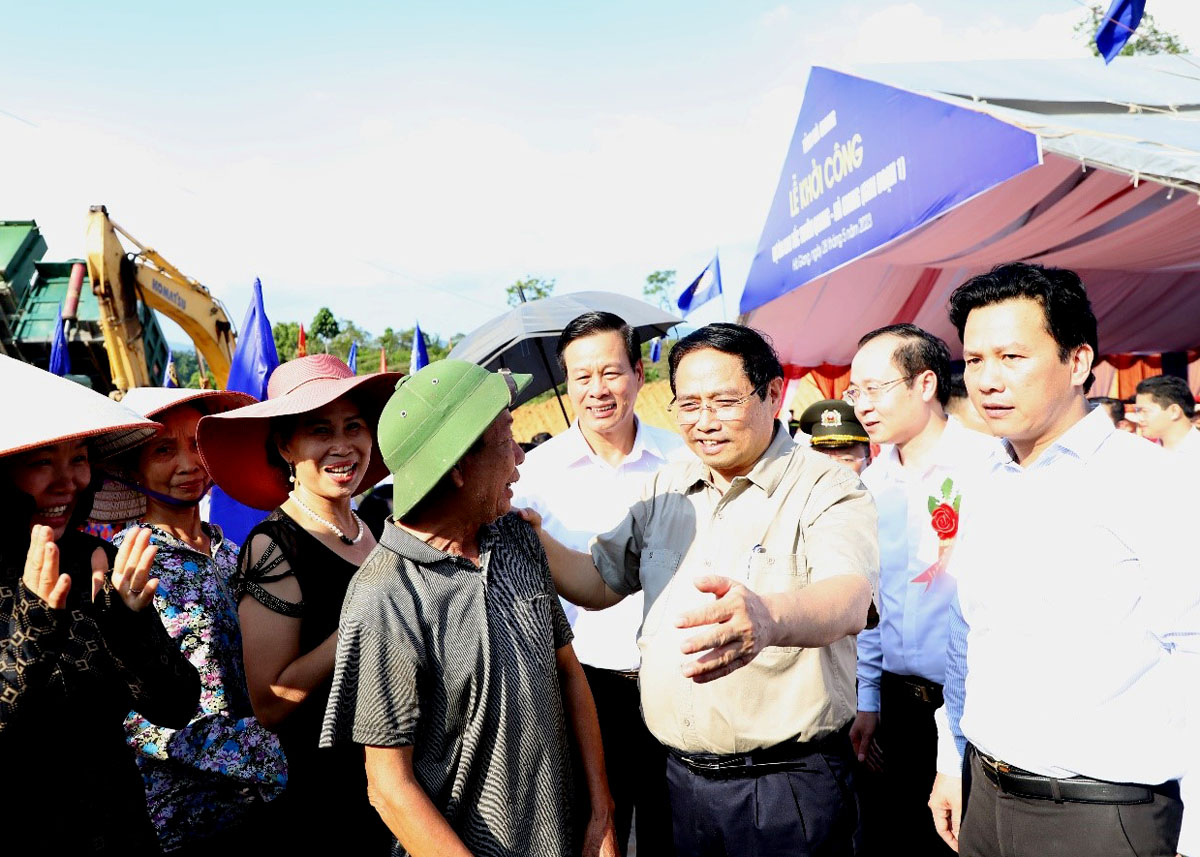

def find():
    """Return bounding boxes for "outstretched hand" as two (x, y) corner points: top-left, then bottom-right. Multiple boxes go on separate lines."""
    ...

(675, 575), (776, 683)
(23, 525), (71, 609)
(108, 526), (159, 612)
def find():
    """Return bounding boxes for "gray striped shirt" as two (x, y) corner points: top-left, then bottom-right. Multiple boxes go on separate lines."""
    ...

(321, 513), (575, 857)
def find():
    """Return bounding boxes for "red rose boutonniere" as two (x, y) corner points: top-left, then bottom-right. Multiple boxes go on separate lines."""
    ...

(912, 477), (961, 590)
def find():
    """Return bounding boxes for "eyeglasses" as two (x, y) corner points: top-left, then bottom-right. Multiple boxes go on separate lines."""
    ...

(842, 375), (916, 406)
(668, 388), (762, 425)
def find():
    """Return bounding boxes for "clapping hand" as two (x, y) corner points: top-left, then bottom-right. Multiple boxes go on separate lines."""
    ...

(23, 525), (72, 609)
(108, 526), (159, 611)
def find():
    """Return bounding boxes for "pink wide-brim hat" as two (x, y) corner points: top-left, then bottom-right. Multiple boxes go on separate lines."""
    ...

(90, 387), (259, 523)
(197, 354), (404, 511)
(0, 355), (161, 461)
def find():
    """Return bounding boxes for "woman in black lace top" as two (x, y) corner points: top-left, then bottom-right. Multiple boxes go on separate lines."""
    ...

(0, 356), (201, 856)
(197, 355), (401, 853)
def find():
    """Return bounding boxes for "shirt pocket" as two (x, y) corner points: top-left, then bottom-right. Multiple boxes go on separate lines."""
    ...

(638, 549), (684, 638)
(746, 552), (808, 660)
(746, 551), (810, 595)
(508, 593), (561, 673)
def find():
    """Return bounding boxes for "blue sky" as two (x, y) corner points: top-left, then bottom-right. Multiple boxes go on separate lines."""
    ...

(5, 1), (1199, 346)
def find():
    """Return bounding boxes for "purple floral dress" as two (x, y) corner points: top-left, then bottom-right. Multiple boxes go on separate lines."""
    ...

(118, 522), (287, 852)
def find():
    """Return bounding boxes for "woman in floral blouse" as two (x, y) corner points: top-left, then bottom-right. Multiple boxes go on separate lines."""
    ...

(96, 388), (287, 856)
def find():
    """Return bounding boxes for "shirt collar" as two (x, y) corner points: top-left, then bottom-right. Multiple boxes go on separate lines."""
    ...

(868, 415), (974, 475)
(135, 521), (225, 557)
(682, 421), (796, 497)
(999, 404), (1113, 468)
(556, 418), (670, 469)
(379, 515), (495, 571)
(1179, 427), (1200, 452)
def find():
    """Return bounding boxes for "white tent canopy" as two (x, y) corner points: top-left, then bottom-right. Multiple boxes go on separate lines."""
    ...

(742, 56), (1200, 368)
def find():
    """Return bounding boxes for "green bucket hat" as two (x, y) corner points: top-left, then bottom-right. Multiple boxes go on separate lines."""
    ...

(379, 359), (533, 519)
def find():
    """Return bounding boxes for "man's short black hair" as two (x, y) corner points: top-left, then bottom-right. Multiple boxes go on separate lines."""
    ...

(1136, 375), (1195, 418)
(947, 262), (1099, 393)
(1088, 396), (1128, 425)
(948, 371), (968, 402)
(556, 311), (641, 374)
(857, 323), (952, 407)
(668, 323), (783, 399)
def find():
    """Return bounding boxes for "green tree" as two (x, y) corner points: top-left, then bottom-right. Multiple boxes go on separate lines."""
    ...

(273, 321), (300, 362)
(505, 276), (555, 307)
(170, 349), (198, 385)
(310, 306), (340, 342)
(1074, 5), (1188, 56)
(643, 269), (677, 311)
(639, 337), (674, 383)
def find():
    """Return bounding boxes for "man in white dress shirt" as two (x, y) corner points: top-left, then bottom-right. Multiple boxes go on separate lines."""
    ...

(928, 263), (1199, 857)
(514, 311), (682, 857)
(847, 323), (1000, 856)
(1136, 374), (1200, 467)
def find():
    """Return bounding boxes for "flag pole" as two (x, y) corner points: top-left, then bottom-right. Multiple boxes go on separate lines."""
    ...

(717, 249), (728, 321)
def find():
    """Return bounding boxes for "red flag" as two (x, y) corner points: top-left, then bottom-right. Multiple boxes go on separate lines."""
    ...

(379, 348), (388, 373)
(297, 323), (307, 358)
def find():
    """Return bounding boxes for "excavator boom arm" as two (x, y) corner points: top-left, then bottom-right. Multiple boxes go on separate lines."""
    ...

(85, 206), (236, 390)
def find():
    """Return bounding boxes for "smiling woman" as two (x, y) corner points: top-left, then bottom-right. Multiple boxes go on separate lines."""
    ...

(89, 387), (291, 855)
(0, 356), (200, 857)
(196, 354), (402, 852)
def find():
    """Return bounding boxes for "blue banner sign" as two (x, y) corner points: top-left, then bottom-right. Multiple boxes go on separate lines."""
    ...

(740, 67), (1041, 315)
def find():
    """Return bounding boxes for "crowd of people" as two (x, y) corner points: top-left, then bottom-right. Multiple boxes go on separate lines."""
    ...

(1, 261), (1197, 857)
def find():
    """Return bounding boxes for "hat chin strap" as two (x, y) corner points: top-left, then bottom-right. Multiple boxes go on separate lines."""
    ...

(108, 474), (208, 509)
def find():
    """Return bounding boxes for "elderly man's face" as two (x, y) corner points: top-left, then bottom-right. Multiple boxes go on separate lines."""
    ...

(459, 409), (525, 524)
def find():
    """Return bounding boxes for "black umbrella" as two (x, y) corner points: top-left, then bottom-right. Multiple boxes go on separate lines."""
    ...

(446, 291), (683, 425)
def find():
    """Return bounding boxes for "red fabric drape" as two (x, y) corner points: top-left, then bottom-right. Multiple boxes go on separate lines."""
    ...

(1109, 354), (1162, 400)
(782, 364), (852, 402)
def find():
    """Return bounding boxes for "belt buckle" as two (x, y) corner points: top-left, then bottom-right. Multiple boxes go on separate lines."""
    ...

(979, 752), (1010, 776)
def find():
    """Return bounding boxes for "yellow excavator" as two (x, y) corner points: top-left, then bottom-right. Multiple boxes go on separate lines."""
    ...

(84, 205), (236, 392)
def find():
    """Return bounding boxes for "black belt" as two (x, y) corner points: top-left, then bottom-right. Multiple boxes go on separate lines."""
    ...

(881, 670), (943, 707)
(670, 724), (851, 779)
(972, 747), (1178, 806)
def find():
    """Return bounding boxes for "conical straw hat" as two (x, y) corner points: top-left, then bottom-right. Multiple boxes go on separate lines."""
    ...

(0, 355), (160, 461)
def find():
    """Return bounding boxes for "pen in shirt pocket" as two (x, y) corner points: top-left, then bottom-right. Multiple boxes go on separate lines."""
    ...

(743, 543), (765, 580)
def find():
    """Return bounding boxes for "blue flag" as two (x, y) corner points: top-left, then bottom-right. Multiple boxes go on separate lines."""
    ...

(677, 254), (722, 315)
(649, 337), (662, 363)
(48, 303), (71, 376)
(209, 278), (280, 546)
(1095, 0), (1145, 63)
(410, 321), (430, 374)
(347, 340), (358, 374)
(162, 353), (179, 388)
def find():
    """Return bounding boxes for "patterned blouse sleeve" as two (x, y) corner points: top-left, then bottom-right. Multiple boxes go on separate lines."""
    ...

(124, 708), (287, 792)
(234, 534), (304, 618)
(0, 581), (69, 734)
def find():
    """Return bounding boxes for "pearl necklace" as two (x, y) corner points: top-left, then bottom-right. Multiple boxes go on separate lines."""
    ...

(288, 490), (364, 545)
